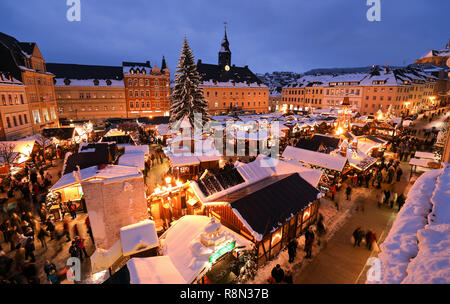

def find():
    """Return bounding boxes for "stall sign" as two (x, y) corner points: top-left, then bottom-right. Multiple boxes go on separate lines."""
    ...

(209, 241), (236, 264)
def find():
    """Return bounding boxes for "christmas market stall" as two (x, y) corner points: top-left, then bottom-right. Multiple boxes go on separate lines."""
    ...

(191, 172), (322, 267)
(126, 215), (253, 284)
(282, 145), (350, 181)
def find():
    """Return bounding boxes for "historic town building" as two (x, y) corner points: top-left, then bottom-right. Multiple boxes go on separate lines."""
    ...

(123, 58), (171, 118)
(46, 63), (127, 121)
(197, 29), (269, 115)
(281, 66), (437, 116)
(0, 32), (59, 133)
(0, 72), (33, 140)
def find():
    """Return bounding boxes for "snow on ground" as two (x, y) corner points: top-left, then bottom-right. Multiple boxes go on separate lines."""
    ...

(247, 195), (354, 284)
(376, 165), (450, 284)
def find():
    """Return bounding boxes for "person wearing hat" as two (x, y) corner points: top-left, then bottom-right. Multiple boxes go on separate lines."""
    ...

(271, 264), (285, 283)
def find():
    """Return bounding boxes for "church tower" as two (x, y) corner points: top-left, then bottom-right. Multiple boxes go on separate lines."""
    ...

(218, 25), (231, 69)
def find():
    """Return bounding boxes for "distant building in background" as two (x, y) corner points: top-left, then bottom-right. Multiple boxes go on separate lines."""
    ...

(0, 32), (59, 133)
(46, 63), (127, 121)
(415, 41), (450, 66)
(197, 28), (269, 115)
(0, 72), (33, 140)
(282, 65), (437, 116)
(123, 58), (171, 118)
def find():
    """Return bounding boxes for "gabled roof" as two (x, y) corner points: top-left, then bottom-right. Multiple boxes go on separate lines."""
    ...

(295, 134), (341, 153)
(18, 42), (35, 56)
(197, 61), (266, 87)
(63, 142), (117, 175)
(216, 173), (320, 240)
(282, 145), (348, 172)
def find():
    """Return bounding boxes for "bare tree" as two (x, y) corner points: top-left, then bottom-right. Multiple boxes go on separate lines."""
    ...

(0, 142), (17, 170)
(34, 134), (49, 148)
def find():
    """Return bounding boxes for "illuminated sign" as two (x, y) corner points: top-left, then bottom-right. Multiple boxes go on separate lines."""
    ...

(209, 241), (236, 264)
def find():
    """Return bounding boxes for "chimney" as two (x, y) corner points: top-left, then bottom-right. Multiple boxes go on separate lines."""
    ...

(197, 59), (202, 65)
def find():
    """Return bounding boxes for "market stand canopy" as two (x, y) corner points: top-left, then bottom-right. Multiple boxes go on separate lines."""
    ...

(282, 145), (347, 172)
(214, 173), (321, 241)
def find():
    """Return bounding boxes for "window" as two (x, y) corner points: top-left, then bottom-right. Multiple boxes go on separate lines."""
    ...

(80, 93), (84, 99)
(18, 115), (23, 125)
(135, 91), (138, 97)
(24, 114), (28, 124)
(145, 79), (149, 86)
(130, 102), (134, 108)
(129, 91), (132, 97)
(1, 95), (5, 105)
(42, 108), (50, 122)
(86, 93), (91, 99)
(50, 107), (56, 120)
(6, 117), (11, 128)
(32, 110), (41, 124)
(8, 95), (12, 105)
(20, 95), (24, 104)
(141, 90), (144, 97)
(128, 79), (132, 86)
(146, 91), (150, 97)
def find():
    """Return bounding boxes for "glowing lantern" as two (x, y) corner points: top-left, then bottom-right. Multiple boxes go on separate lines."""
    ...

(165, 176), (172, 184)
(271, 232), (282, 245)
(303, 210), (310, 221)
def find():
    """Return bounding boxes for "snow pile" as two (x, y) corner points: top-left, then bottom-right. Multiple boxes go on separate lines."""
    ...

(120, 220), (159, 256)
(377, 166), (449, 283)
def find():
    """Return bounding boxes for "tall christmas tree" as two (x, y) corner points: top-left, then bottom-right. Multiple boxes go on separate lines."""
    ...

(170, 37), (210, 130)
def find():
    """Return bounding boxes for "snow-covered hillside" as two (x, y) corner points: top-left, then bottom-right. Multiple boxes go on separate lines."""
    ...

(375, 164), (450, 284)
(257, 71), (302, 97)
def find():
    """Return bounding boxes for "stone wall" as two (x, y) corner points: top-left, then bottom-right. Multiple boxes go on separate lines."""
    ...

(82, 174), (148, 250)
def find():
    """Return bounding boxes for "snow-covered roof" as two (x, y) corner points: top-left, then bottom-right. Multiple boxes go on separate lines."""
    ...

(282, 146), (347, 172)
(201, 80), (268, 89)
(54, 78), (124, 87)
(118, 145), (148, 171)
(127, 256), (186, 284)
(51, 164), (140, 191)
(159, 215), (252, 284)
(120, 220), (159, 256)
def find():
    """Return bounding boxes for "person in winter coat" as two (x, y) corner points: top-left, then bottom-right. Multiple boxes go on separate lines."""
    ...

(365, 230), (377, 251)
(62, 219), (71, 242)
(390, 192), (398, 209)
(271, 264), (285, 283)
(287, 238), (298, 263)
(396, 193), (406, 211)
(75, 236), (88, 259)
(396, 167), (403, 182)
(377, 191), (385, 208)
(24, 237), (36, 262)
(37, 228), (48, 250)
(69, 241), (81, 260)
(352, 227), (363, 247)
(68, 201), (77, 220)
(304, 227), (315, 258)
(44, 260), (59, 284)
(345, 186), (352, 201)
(45, 219), (56, 240)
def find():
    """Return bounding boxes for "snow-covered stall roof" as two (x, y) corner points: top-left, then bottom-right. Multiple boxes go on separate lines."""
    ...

(159, 215), (252, 284)
(120, 220), (159, 256)
(118, 145), (149, 171)
(282, 146), (347, 172)
(376, 166), (450, 284)
(127, 256), (186, 284)
(51, 164), (140, 191)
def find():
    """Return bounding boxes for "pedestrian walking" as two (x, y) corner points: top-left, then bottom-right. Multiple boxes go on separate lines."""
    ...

(37, 228), (48, 250)
(345, 185), (352, 201)
(24, 237), (36, 262)
(365, 230), (378, 251)
(352, 227), (363, 247)
(44, 260), (59, 284)
(396, 167), (403, 182)
(270, 264), (285, 283)
(304, 227), (315, 259)
(75, 236), (89, 259)
(287, 238), (298, 263)
(45, 219), (56, 240)
(397, 193), (406, 212)
(69, 241), (81, 261)
(377, 191), (384, 208)
(68, 201), (77, 220)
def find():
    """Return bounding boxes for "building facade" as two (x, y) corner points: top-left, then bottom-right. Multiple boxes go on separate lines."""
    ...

(197, 29), (269, 116)
(123, 59), (171, 118)
(282, 66), (437, 116)
(0, 32), (59, 133)
(46, 63), (127, 121)
(0, 73), (33, 140)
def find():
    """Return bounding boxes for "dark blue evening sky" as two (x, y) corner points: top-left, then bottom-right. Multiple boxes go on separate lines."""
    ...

(1, 0), (449, 74)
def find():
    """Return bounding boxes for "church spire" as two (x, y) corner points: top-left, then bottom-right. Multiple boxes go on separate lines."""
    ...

(218, 22), (231, 67)
(161, 55), (167, 70)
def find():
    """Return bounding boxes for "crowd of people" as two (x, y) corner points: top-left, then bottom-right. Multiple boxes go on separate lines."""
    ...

(0, 142), (94, 284)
